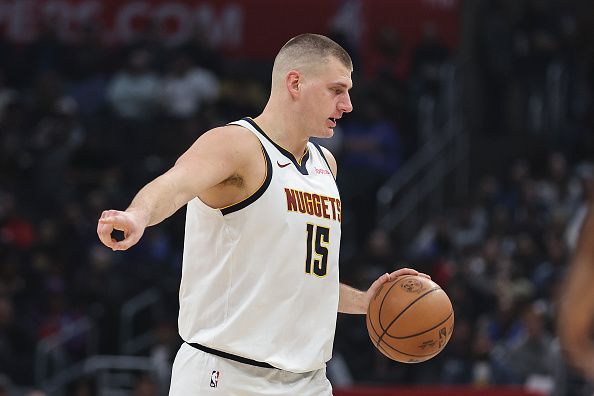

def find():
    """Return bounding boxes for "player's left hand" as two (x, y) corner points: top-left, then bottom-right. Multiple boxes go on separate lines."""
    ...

(364, 268), (431, 309)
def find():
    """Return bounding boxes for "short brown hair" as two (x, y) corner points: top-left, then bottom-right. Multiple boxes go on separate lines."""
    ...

(279, 34), (352, 68)
(272, 33), (353, 83)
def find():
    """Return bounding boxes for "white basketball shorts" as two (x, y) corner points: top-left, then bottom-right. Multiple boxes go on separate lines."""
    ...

(168, 342), (333, 396)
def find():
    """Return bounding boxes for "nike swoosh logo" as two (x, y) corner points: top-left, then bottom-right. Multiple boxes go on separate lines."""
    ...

(277, 161), (291, 168)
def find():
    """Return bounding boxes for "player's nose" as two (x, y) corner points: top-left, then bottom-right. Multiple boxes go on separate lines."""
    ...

(338, 93), (353, 113)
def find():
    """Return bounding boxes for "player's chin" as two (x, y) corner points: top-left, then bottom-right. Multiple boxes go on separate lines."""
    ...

(314, 127), (335, 139)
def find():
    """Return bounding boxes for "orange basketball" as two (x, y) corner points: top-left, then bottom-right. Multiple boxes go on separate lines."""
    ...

(366, 275), (454, 363)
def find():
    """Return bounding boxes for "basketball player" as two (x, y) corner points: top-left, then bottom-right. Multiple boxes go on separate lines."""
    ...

(97, 34), (428, 395)
(558, 202), (594, 382)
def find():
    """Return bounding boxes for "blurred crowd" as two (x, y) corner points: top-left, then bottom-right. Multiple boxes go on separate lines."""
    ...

(335, 154), (594, 396)
(0, 0), (593, 394)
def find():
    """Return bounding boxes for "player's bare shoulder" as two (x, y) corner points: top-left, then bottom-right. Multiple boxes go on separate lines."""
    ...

(179, 124), (262, 169)
(318, 145), (338, 178)
(211, 124), (265, 184)
(188, 124), (266, 208)
(200, 124), (261, 157)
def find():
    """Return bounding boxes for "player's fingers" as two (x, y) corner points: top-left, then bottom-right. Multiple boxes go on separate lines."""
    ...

(110, 230), (143, 251)
(418, 272), (431, 279)
(377, 272), (391, 284)
(99, 209), (122, 220)
(98, 212), (124, 225)
(110, 240), (132, 251)
(97, 221), (116, 248)
(369, 273), (389, 289)
(387, 268), (419, 281)
(366, 273), (390, 297)
(98, 213), (133, 231)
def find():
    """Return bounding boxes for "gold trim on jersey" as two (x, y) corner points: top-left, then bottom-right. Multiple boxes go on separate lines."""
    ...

(247, 117), (309, 165)
(218, 145), (270, 211)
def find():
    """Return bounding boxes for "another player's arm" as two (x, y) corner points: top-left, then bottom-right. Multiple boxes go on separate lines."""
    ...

(97, 126), (252, 251)
(558, 202), (594, 380)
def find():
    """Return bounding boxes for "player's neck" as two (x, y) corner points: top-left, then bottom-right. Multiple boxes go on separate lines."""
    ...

(252, 111), (309, 160)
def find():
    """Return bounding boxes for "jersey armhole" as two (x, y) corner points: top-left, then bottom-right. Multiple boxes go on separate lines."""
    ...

(219, 137), (273, 216)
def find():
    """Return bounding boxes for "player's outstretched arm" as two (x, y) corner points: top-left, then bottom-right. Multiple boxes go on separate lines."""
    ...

(558, 202), (594, 380)
(97, 125), (252, 251)
(338, 268), (430, 314)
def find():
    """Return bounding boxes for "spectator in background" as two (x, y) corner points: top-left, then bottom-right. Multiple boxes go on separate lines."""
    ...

(451, 204), (488, 250)
(30, 97), (85, 209)
(462, 237), (505, 311)
(531, 233), (567, 299)
(156, 52), (221, 158)
(365, 26), (406, 83)
(504, 302), (557, 389)
(30, 70), (70, 121)
(513, 0), (562, 134)
(504, 158), (532, 210)
(106, 48), (161, 167)
(441, 316), (474, 383)
(536, 152), (582, 223)
(62, 23), (107, 84)
(25, 16), (68, 85)
(124, 20), (168, 74)
(564, 163), (594, 250)
(181, 25), (223, 76)
(363, 27), (412, 155)
(410, 22), (450, 98)
(106, 49), (160, 122)
(64, 23), (110, 118)
(514, 0), (561, 80)
(160, 52), (219, 119)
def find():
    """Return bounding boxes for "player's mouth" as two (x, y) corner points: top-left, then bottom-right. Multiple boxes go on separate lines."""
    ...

(328, 117), (338, 128)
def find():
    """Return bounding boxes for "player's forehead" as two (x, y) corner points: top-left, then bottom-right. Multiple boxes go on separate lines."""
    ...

(318, 57), (353, 88)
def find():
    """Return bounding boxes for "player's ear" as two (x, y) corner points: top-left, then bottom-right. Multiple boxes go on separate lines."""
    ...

(286, 70), (300, 98)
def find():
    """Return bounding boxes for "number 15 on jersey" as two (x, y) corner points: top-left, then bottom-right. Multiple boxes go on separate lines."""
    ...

(305, 223), (330, 277)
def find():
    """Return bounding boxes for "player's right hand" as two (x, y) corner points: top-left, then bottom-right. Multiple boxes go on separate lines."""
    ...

(97, 209), (147, 251)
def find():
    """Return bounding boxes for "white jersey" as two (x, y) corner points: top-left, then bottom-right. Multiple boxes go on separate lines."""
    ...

(178, 118), (342, 373)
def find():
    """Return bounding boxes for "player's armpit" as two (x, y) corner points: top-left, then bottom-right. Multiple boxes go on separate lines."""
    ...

(170, 125), (261, 205)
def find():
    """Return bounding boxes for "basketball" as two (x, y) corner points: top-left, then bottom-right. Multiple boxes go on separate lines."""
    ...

(366, 275), (454, 363)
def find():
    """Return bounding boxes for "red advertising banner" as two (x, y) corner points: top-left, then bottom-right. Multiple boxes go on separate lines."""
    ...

(0, 0), (459, 59)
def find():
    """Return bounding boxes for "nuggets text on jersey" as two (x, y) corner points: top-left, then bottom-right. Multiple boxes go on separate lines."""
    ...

(284, 188), (341, 222)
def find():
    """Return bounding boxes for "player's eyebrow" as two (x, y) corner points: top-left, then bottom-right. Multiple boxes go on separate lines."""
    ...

(329, 82), (352, 90)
